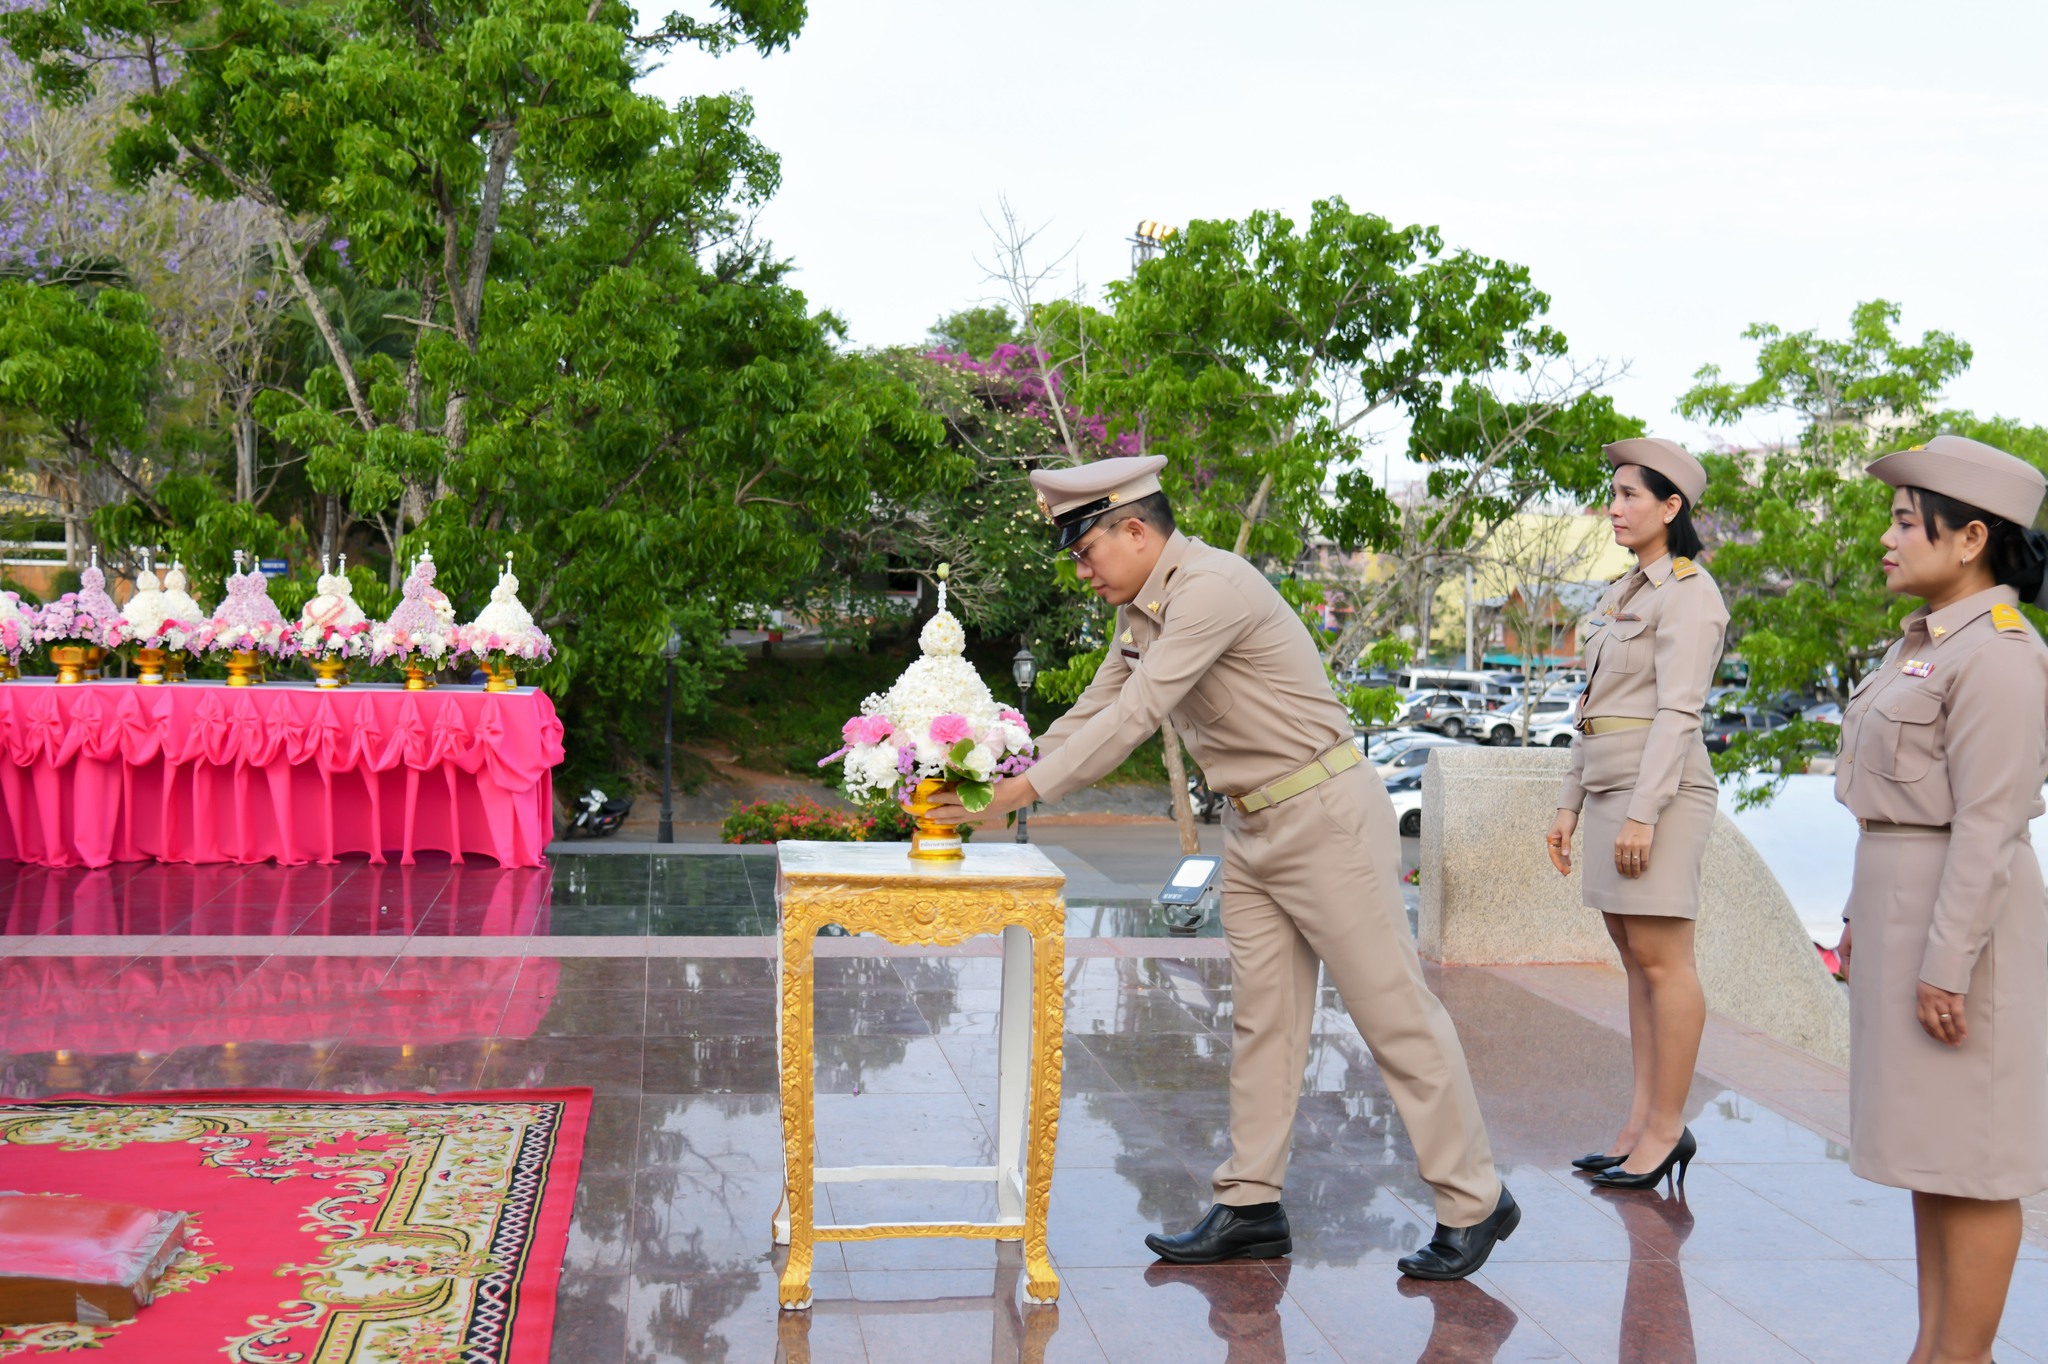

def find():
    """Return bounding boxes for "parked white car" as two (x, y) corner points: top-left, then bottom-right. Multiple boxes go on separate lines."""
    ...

(1365, 732), (1469, 778)
(1385, 769), (1424, 837)
(1531, 719), (1578, 747)
(1481, 697), (1580, 745)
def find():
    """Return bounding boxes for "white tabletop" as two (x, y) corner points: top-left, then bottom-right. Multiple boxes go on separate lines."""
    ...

(775, 840), (1064, 883)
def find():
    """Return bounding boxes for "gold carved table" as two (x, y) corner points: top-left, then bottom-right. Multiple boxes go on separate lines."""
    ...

(772, 841), (1067, 1311)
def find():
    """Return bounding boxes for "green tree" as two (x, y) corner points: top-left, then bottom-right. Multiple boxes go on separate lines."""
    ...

(1675, 300), (1992, 804)
(925, 305), (1017, 359)
(4, 0), (971, 781)
(1083, 198), (1575, 562)
(0, 280), (160, 542)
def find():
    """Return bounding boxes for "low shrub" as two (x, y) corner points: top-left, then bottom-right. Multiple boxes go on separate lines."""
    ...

(721, 798), (873, 844)
(718, 795), (974, 845)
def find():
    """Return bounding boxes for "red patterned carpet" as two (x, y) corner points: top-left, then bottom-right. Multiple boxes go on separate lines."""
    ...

(0, 1088), (589, 1362)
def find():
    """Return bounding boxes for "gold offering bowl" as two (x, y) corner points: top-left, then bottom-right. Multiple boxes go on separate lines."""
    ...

(404, 662), (433, 691)
(49, 645), (89, 685)
(224, 650), (263, 686)
(312, 656), (349, 688)
(907, 777), (965, 862)
(483, 660), (518, 693)
(134, 647), (168, 685)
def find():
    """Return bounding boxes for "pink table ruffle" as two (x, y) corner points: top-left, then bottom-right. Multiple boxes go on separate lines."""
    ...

(0, 681), (564, 868)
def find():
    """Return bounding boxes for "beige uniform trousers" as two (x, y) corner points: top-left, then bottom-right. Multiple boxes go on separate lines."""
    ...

(1214, 760), (1502, 1226)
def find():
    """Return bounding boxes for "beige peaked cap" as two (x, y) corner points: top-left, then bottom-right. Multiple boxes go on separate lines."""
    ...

(1604, 437), (1708, 507)
(1868, 433), (2047, 527)
(1029, 455), (1168, 550)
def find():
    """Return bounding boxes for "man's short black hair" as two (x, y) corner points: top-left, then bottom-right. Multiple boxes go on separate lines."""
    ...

(1110, 491), (1175, 537)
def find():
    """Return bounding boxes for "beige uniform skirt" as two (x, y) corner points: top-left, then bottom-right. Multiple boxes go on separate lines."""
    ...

(1577, 727), (1718, 919)
(1847, 827), (2048, 1200)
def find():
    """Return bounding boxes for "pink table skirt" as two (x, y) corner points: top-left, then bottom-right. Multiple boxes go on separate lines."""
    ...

(0, 680), (564, 868)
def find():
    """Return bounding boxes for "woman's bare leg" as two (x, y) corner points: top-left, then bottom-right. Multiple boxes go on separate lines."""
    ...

(1926, 1192), (2020, 1364)
(1603, 911), (1654, 1158)
(1614, 916), (1703, 1175)
(1909, 1191), (1943, 1364)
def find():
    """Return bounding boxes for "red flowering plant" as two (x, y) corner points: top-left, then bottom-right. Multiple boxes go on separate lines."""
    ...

(720, 799), (876, 845)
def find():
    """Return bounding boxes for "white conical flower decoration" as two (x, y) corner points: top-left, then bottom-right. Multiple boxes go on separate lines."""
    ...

(160, 561), (206, 622)
(462, 552), (553, 662)
(825, 563), (1036, 803)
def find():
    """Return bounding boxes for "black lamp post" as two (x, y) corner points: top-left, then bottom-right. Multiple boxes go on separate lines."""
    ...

(1011, 644), (1037, 843)
(658, 629), (680, 844)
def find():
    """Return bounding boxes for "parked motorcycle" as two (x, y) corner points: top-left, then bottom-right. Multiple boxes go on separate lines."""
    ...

(569, 788), (634, 838)
(1169, 774), (1226, 824)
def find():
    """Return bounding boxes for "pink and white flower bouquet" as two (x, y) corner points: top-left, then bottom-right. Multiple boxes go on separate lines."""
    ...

(820, 568), (1035, 813)
(456, 555), (554, 670)
(203, 552), (292, 657)
(35, 553), (126, 651)
(0, 591), (31, 666)
(371, 550), (461, 668)
(292, 557), (372, 660)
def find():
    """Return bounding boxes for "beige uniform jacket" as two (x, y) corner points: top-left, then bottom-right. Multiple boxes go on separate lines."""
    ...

(1835, 585), (2048, 993)
(1029, 533), (1353, 803)
(1558, 552), (1729, 826)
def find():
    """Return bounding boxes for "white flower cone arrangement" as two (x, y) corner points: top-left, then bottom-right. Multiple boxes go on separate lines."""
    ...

(159, 562), (207, 624)
(459, 554), (554, 691)
(295, 555), (371, 683)
(118, 555), (182, 683)
(820, 564), (1036, 861)
(0, 589), (26, 676)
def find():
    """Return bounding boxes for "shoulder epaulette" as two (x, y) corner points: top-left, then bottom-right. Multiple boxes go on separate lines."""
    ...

(1991, 602), (2028, 634)
(1671, 556), (1699, 580)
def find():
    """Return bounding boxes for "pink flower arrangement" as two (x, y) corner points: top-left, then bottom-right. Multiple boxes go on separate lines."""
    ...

(293, 618), (372, 660)
(928, 713), (971, 746)
(31, 593), (126, 649)
(455, 625), (553, 665)
(0, 614), (27, 665)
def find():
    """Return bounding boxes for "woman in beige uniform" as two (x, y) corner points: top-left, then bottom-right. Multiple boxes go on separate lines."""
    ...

(1546, 438), (1728, 1191)
(1837, 434), (2048, 1364)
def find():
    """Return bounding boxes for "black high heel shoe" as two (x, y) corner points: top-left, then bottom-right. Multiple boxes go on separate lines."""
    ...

(1590, 1128), (1696, 1191)
(1571, 1151), (1628, 1172)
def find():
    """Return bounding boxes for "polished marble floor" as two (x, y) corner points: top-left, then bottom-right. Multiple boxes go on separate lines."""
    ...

(2, 858), (2045, 1362)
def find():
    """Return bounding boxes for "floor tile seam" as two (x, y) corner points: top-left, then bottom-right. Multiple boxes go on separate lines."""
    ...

(1700, 1163), (1904, 1264)
(1671, 1261), (1856, 1363)
(1394, 1267), (1592, 1364)
(1038, 1263), (1123, 1364)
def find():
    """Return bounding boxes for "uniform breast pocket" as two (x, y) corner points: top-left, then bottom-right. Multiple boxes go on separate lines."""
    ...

(1870, 689), (1944, 781)
(1179, 675), (1236, 728)
(1601, 619), (1650, 675)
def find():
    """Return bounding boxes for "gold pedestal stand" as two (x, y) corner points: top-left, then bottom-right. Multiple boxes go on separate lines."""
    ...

(483, 660), (517, 692)
(403, 662), (433, 691)
(225, 650), (263, 686)
(906, 777), (965, 861)
(772, 841), (1066, 1311)
(134, 647), (168, 685)
(312, 657), (349, 688)
(49, 645), (88, 684)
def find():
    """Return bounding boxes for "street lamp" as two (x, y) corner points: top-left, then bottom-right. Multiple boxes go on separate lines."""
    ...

(1129, 219), (1177, 272)
(1011, 644), (1037, 843)
(658, 629), (681, 844)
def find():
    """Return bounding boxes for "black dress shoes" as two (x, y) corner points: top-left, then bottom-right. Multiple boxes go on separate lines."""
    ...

(1397, 1185), (1521, 1281)
(1144, 1203), (1292, 1264)
(1571, 1151), (1628, 1172)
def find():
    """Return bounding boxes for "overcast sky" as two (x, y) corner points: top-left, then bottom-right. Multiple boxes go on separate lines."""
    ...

(642, 1), (2048, 469)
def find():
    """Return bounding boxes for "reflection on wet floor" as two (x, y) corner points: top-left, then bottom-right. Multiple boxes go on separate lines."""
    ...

(4, 935), (2042, 1362)
(0, 854), (1217, 940)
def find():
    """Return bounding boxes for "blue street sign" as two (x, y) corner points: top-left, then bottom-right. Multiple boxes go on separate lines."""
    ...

(258, 558), (288, 576)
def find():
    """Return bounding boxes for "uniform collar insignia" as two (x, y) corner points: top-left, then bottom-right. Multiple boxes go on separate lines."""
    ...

(1131, 532), (1192, 623)
(1921, 585), (2022, 645)
(1640, 552), (1674, 587)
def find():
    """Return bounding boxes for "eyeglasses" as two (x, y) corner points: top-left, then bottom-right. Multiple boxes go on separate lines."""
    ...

(1066, 524), (1114, 567)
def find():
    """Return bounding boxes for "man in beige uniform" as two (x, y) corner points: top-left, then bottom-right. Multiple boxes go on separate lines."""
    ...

(929, 455), (1518, 1277)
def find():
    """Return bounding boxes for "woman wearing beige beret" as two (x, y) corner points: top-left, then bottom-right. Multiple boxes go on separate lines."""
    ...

(1546, 438), (1728, 1191)
(1837, 433), (2048, 1364)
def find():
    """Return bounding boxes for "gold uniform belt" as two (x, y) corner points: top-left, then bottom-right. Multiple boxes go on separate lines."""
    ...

(1858, 818), (1950, 835)
(1581, 716), (1653, 735)
(1228, 739), (1361, 815)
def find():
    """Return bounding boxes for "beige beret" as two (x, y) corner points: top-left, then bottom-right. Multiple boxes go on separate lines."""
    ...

(1868, 433), (2046, 527)
(1028, 455), (1168, 550)
(1604, 437), (1707, 507)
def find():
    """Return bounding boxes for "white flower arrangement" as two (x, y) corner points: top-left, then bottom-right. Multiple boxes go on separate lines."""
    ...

(294, 555), (372, 660)
(820, 566), (1035, 812)
(456, 554), (554, 667)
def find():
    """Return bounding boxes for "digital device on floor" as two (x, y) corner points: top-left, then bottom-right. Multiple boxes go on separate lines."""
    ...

(1156, 854), (1222, 935)
(1156, 854), (1222, 905)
